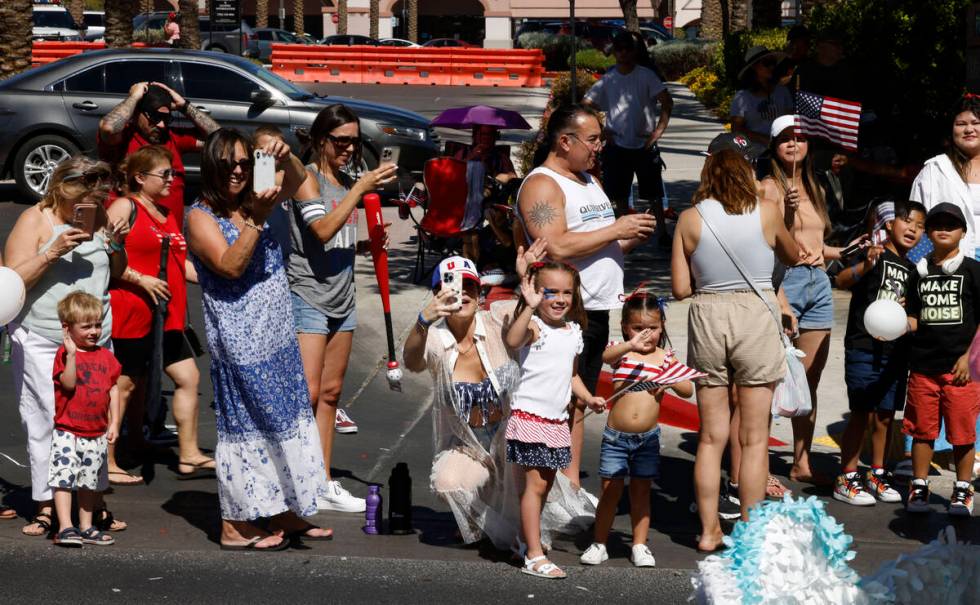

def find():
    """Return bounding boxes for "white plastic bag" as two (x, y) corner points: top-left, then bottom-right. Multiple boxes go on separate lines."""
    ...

(771, 336), (812, 418)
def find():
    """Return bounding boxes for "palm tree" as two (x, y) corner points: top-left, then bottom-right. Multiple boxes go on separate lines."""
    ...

(338, 0), (348, 35)
(257, 0), (269, 29)
(0, 0), (33, 79)
(369, 0), (379, 40)
(619, 0), (639, 33)
(407, 0), (417, 43)
(68, 0), (86, 35)
(178, 0), (200, 49)
(293, 0), (304, 36)
(105, 0), (139, 48)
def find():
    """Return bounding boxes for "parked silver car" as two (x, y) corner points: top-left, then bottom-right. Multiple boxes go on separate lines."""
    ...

(0, 49), (439, 200)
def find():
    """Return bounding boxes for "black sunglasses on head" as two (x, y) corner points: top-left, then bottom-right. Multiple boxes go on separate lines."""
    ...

(63, 168), (111, 188)
(144, 109), (173, 126)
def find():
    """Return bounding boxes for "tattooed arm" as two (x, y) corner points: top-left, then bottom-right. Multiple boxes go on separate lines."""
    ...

(150, 82), (220, 136)
(516, 174), (654, 262)
(99, 82), (148, 146)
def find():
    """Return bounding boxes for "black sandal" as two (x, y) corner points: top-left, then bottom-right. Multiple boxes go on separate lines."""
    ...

(93, 508), (127, 532)
(22, 512), (52, 537)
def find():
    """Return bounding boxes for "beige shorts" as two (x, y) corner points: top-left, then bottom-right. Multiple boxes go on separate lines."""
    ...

(687, 290), (787, 387)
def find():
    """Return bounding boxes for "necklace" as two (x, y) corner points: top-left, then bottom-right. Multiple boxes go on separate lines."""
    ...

(456, 339), (476, 357)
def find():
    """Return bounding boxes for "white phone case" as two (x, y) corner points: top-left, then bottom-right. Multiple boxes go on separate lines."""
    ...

(253, 150), (276, 192)
(443, 271), (464, 311)
(381, 146), (400, 166)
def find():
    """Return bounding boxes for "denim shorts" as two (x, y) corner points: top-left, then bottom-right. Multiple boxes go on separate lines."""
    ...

(783, 265), (834, 330)
(598, 426), (661, 479)
(844, 348), (908, 413)
(290, 291), (357, 335)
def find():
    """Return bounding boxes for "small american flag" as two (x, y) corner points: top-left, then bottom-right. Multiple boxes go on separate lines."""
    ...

(794, 91), (861, 151)
(609, 358), (706, 403)
(399, 183), (427, 208)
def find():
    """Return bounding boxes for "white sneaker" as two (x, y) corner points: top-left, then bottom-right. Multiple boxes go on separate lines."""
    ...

(631, 544), (656, 567)
(579, 542), (608, 565)
(833, 472), (876, 506)
(318, 480), (366, 512)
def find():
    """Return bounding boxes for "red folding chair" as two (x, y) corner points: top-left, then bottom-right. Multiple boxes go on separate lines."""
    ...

(409, 157), (468, 283)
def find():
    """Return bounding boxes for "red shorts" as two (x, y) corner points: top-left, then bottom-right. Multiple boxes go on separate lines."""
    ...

(903, 372), (980, 446)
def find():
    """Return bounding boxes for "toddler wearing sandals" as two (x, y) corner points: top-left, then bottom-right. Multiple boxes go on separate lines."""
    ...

(503, 262), (605, 579)
(49, 292), (121, 547)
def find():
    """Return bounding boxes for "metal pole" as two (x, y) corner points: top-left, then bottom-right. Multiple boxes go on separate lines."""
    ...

(569, 0), (576, 103)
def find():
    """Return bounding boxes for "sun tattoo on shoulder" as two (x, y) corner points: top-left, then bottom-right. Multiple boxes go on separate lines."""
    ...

(527, 201), (558, 229)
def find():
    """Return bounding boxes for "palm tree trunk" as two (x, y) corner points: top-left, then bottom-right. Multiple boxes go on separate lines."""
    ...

(0, 0), (33, 79)
(369, 0), (379, 40)
(618, 0), (639, 33)
(105, 0), (138, 48)
(407, 0), (417, 43)
(338, 0), (348, 35)
(293, 0), (304, 36)
(68, 0), (85, 35)
(178, 0), (201, 49)
(257, 0), (269, 29)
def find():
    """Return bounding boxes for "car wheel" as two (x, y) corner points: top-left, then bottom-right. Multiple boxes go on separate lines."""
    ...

(13, 134), (80, 201)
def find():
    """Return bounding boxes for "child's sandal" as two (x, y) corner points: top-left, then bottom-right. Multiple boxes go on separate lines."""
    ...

(79, 527), (115, 546)
(54, 527), (83, 548)
(521, 555), (566, 579)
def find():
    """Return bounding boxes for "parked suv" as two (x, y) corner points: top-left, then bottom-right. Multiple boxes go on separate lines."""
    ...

(82, 11), (105, 41)
(32, 3), (82, 42)
(0, 49), (439, 200)
(133, 12), (254, 55)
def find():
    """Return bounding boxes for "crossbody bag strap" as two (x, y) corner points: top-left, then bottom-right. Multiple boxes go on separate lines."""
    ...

(695, 203), (784, 333)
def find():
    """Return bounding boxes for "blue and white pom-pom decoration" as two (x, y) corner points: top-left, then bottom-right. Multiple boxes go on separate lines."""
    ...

(860, 526), (980, 604)
(690, 495), (866, 604)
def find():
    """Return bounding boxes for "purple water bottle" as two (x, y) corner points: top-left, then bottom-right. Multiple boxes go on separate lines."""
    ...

(363, 484), (382, 535)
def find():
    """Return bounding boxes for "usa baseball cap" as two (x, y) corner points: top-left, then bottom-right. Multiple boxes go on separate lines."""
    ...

(432, 256), (480, 289)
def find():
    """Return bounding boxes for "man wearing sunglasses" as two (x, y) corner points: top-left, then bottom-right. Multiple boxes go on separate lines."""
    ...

(98, 82), (219, 230)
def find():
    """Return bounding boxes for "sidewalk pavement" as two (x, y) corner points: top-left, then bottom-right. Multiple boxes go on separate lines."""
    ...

(0, 84), (974, 600)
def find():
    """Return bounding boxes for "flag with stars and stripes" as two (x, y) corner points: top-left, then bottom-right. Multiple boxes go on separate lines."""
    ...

(794, 90), (861, 151)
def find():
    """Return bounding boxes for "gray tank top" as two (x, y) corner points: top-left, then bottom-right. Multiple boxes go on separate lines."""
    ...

(17, 209), (113, 344)
(285, 166), (357, 318)
(691, 199), (775, 292)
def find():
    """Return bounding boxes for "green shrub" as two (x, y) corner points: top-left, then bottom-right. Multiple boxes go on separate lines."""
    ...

(518, 33), (591, 71)
(575, 48), (615, 74)
(651, 41), (717, 81)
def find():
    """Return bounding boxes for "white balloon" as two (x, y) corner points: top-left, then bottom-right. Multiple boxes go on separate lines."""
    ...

(0, 267), (26, 326)
(863, 299), (907, 341)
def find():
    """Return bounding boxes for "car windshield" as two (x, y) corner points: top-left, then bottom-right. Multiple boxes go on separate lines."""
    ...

(232, 58), (313, 101)
(278, 31), (299, 43)
(33, 10), (77, 29)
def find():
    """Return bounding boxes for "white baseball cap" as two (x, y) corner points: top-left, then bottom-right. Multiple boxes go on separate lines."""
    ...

(770, 114), (799, 140)
(432, 256), (480, 289)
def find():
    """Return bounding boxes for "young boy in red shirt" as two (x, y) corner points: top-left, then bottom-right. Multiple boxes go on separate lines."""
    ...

(49, 292), (122, 547)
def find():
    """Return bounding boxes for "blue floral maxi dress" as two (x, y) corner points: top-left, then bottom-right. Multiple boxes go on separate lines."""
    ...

(189, 202), (326, 521)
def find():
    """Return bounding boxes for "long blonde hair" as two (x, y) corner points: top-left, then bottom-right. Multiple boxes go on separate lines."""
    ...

(38, 156), (112, 215)
(767, 142), (831, 237)
(692, 149), (758, 215)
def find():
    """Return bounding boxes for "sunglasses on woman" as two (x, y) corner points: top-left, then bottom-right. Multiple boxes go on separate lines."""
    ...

(63, 168), (111, 188)
(326, 134), (361, 148)
(142, 169), (176, 180)
(220, 158), (254, 173)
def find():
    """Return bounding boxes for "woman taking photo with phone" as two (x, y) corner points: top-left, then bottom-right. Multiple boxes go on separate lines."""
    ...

(286, 104), (397, 512)
(186, 128), (333, 549)
(5, 156), (130, 538)
(105, 145), (212, 484)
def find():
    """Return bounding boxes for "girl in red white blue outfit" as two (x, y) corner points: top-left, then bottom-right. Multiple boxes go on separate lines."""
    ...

(503, 261), (606, 579)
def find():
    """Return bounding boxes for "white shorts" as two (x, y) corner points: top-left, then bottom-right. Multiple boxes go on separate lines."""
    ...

(47, 429), (108, 492)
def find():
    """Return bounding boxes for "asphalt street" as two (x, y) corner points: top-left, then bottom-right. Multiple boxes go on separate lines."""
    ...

(0, 83), (976, 603)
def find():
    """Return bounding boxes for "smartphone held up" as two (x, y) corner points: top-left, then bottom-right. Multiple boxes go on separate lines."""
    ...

(442, 270), (464, 311)
(253, 150), (276, 192)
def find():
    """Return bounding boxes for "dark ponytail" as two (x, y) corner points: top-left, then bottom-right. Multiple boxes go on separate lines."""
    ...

(309, 103), (362, 171)
(532, 103), (598, 168)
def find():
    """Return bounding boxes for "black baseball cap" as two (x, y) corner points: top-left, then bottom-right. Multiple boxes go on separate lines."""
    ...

(706, 132), (765, 163)
(925, 202), (967, 229)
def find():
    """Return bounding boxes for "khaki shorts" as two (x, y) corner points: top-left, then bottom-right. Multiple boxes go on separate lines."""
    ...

(687, 290), (786, 387)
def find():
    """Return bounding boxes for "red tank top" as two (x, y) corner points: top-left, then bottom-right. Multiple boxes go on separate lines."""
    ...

(109, 198), (188, 338)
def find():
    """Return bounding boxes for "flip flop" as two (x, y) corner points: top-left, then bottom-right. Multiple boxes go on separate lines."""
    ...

(285, 524), (333, 542)
(176, 459), (217, 480)
(766, 475), (792, 499)
(219, 536), (290, 552)
(108, 470), (144, 486)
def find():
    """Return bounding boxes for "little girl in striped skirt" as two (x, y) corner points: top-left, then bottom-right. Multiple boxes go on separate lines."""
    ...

(503, 262), (606, 580)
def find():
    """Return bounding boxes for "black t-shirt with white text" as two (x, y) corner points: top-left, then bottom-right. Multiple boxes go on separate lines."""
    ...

(906, 257), (980, 374)
(844, 248), (915, 356)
